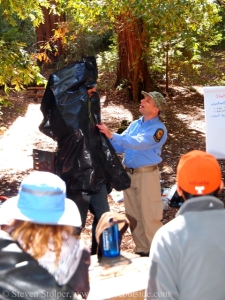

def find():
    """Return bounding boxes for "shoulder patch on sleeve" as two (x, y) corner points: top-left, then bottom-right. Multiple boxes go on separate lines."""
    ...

(154, 128), (164, 142)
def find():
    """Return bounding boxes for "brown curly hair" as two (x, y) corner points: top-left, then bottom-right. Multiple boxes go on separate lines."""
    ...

(12, 222), (79, 265)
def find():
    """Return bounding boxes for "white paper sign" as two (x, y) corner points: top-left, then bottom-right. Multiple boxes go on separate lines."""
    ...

(203, 86), (225, 159)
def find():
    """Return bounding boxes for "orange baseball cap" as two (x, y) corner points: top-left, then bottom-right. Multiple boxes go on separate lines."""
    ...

(177, 150), (222, 195)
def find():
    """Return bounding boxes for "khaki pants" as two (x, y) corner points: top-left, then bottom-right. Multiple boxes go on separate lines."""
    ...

(124, 167), (163, 253)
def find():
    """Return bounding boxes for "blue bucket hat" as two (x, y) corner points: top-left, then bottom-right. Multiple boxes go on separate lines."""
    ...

(0, 171), (81, 227)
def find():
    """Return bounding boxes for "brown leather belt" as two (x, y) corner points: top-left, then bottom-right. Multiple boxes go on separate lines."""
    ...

(125, 165), (157, 174)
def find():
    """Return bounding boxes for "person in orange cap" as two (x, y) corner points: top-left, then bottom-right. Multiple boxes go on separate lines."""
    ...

(145, 150), (225, 300)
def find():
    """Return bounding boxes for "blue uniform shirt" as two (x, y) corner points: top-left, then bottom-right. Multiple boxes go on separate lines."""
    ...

(110, 116), (167, 168)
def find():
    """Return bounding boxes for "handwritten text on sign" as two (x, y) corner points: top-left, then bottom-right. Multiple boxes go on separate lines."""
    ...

(204, 87), (225, 159)
(211, 94), (225, 117)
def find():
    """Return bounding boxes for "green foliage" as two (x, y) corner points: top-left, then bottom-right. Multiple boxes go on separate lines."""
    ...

(95, 38), (119, 91)
(151, 49), (225, 86)
(0, 2), (46, 98)
(0, 96), (13, 116)
(116, 79), (129, 91)
(0, 97), (12, 107)
(116, 120), (131, 133)
(2, 23), (36, 50)
(0, 5), (36, 47)
(0, 0), (224, 102)
(0, 40), (46, 94)
(133, 0), (223, 87)
(63, 28), (113, 63)
(97, 37), (118, 73)
(0, 0), (51, 27)
(64, 0), (224, 90)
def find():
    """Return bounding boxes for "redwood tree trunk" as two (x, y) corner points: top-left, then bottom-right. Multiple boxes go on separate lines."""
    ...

(115, 14), (155, 102)
(36, 7), (66, 64)
(166, 44), (169, 92)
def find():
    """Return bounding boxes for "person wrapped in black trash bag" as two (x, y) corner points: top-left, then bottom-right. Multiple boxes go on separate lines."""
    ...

(39, 56), (130, 254)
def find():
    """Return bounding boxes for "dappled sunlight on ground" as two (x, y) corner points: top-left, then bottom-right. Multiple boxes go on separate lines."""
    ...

(0, 103), (56, 171)
(102, 104), (133, 124)
(176, 112), (206, 134)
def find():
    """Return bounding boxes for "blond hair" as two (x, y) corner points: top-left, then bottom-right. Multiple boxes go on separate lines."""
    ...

(12, 222), (79, 265)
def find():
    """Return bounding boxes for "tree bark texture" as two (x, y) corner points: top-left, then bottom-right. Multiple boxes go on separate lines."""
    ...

(36, 7), (66, 64)
(115, 14), (154, 102)
(166, 44), (169, 92)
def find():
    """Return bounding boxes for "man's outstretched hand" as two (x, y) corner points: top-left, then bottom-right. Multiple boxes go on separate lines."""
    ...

(96, 123), (113, 139)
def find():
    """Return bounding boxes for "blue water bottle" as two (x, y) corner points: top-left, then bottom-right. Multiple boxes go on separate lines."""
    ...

(102, 218), (120, 258)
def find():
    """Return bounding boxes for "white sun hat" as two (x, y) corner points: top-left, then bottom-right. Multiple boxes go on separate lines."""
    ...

(0, 171), (81, 227)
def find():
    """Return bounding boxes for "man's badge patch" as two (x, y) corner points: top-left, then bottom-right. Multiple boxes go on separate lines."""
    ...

(154, 128), (164, 142)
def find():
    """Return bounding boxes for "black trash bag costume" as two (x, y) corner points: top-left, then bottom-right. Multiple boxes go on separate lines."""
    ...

(39, 57), (130, 195)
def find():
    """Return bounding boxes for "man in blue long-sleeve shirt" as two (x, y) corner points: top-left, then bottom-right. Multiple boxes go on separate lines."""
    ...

(96, 91), (168, 256)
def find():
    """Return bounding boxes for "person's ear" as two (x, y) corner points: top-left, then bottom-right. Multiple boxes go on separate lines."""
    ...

(154, 106), (159, 114)
(176, 185), (182, 196)
(177, 185), (186, 201)
(219, 180), (224, 193)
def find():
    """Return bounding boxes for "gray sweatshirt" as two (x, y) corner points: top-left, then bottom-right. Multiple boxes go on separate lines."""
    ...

(146, 196), (225, 300)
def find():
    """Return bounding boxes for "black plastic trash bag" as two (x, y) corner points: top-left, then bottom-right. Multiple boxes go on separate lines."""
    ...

(39, 57), (131, 194)
(163, 184), (184, 208)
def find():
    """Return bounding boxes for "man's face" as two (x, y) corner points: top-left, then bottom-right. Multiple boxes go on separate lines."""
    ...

(87, 86), (97, 98)
(139, 95), (159, 117)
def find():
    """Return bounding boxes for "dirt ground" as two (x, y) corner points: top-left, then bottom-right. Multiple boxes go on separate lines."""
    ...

(1, 83), (225, 253)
